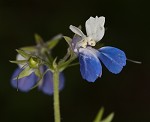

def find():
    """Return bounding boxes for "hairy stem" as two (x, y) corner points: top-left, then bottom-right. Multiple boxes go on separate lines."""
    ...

(53, 68), (61, 122)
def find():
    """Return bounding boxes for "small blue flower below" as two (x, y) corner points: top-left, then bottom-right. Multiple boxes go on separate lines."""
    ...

(11, 66), (65, 95)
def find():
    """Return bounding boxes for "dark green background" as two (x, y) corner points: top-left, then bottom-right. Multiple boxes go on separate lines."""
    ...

(0, 0), (149, 122)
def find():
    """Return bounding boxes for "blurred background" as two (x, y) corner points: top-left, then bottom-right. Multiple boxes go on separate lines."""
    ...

(0, 0), (149, 122)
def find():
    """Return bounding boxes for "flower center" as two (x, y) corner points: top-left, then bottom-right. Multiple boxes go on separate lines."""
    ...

(81, 39), (88, 48)
(73, 37), (96, 53)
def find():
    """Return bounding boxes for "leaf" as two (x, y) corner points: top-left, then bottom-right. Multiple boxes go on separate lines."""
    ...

(13, 66), (33, 80)
(16, 49), (31, 58)
(10, 60), (27, 64)
(101, 113), (114, 122)
(47, 34), (62, 49)
(93, 107), (104, 122)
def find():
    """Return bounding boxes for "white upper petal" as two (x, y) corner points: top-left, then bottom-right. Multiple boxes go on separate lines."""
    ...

(16, 54), (26, 60)
(69, 25), (85, 37)
(16, 54), (26, 68)
(85, 16), (105, 42)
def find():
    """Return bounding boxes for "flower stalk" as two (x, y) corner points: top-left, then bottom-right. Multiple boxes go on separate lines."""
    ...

(53, 67), (61, 122)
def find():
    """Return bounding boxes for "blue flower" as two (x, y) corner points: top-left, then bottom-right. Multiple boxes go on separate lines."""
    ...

(69, 16), (126, 82)
(11, 66), (65, 95)
(11, 54), (65, 95)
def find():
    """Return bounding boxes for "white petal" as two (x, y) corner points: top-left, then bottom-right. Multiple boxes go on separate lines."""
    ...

(69, 25), (85, 37)
(16, 54), (26, 68)
(85, 16), (105, 42)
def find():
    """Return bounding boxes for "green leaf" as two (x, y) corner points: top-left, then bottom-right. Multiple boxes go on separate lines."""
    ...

(34, 33), (44, 45)
(101, 113), (114, 122)
(93, 107), (104, 122)
(47, 34), (62, 49)
(10, 60), (27, 65)
(16, 49), (30, 58)
(13, 66), (33, 80)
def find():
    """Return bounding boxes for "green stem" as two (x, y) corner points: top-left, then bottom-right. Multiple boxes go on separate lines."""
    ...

(53, 68), (61, 122)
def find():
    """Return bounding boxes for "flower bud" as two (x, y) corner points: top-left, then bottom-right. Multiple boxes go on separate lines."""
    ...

(29, 57), (39, 68)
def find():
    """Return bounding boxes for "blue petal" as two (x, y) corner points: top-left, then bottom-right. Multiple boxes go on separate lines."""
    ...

(98, 46), (126, 74)
(39, 66), (65, 95)
(79, 48), (102, 82)
(11, 67), (38, 92)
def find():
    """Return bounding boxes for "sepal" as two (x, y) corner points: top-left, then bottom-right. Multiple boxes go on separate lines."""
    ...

(34, 68), (42, 78)
(20, 46), (37, 52)
(16, 49), (31, 59)
(10, 60), (27, 65)
(13, 66), (33, 80)
(63, 36), (72, 47)
(63, 36), (75, 57)
(34, 33), (44, 45)
(46, 34), (62, 49)
(30, 68), (50, 90)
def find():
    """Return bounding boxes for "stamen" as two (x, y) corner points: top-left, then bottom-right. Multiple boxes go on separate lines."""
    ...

(74, 39), (88, 52)
(81, 39), (87, 48)
(88, 39), (96, 46)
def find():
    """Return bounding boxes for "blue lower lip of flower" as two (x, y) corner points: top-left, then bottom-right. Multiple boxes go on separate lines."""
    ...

(78, 46), (126, 82)
(79, 48), (102, 82)
(98, 46), (126, 74)
(11, 67), (37, 92)
(11, 66), (65, 95)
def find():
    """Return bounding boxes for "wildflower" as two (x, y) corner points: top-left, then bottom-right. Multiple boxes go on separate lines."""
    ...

(69, 16), (126, 82)
(11, 35), (65, 95)
(11, 67), (64, 95)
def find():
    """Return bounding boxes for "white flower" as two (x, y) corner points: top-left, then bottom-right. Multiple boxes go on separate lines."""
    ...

(69, 16), (105, 48)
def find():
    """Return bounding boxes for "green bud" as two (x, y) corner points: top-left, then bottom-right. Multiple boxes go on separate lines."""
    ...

(28, 57), (39, 68)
